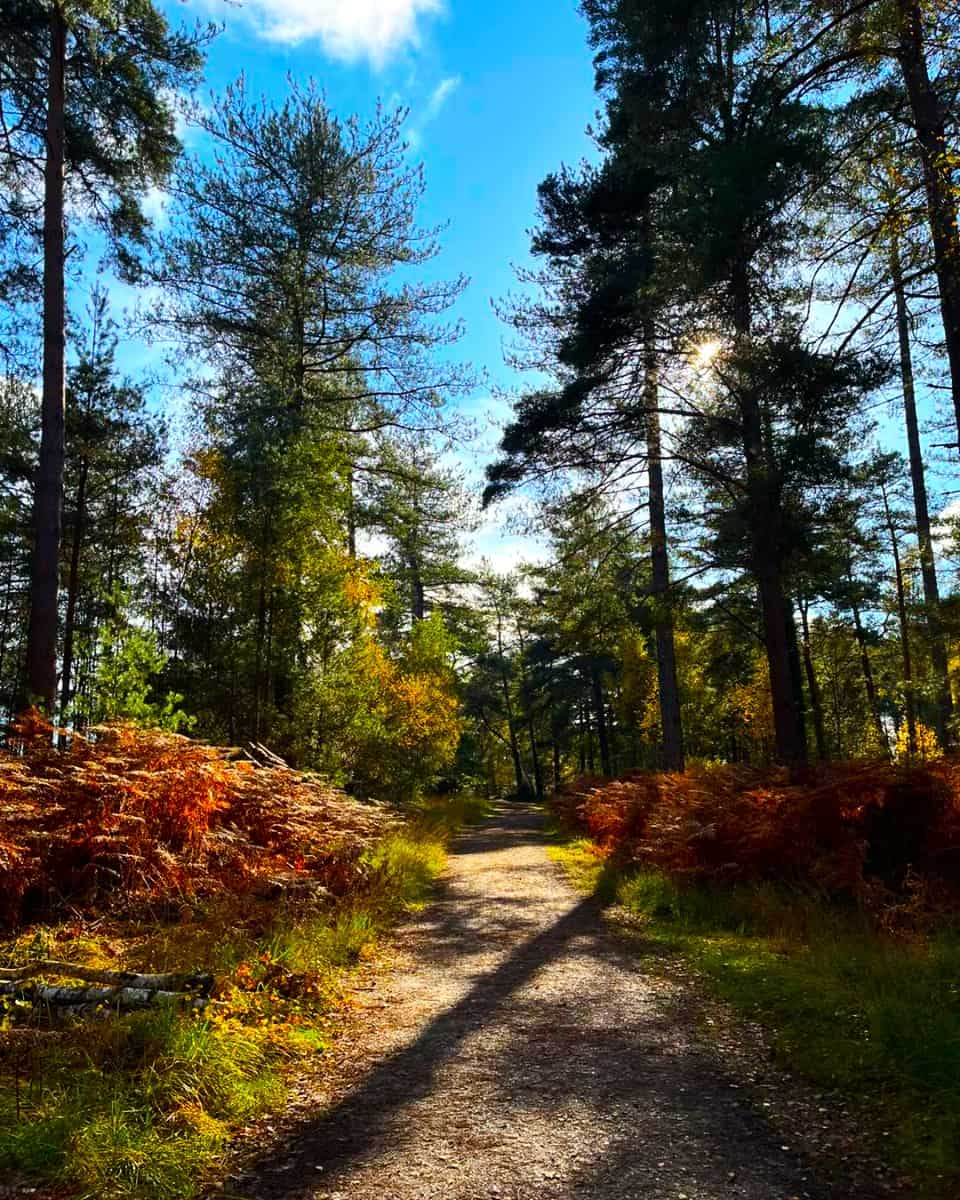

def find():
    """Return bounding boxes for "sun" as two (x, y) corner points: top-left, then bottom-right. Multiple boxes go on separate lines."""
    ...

(692, 338), (723, 369)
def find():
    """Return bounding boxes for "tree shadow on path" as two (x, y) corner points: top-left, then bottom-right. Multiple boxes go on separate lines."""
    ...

(218, 805), (857, 1200)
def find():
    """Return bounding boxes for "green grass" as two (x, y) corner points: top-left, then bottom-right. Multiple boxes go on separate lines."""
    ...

(550, 839), (960, 1197)
(0, 793), (489, 1199)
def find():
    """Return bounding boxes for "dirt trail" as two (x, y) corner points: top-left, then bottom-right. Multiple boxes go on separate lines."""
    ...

(230, 804), (863, 1200)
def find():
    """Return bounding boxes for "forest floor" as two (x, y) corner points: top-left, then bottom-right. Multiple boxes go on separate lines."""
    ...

(215, 804), (905, 1200)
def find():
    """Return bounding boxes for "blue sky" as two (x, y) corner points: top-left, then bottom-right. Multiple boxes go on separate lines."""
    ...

(147, 0), (601, 568)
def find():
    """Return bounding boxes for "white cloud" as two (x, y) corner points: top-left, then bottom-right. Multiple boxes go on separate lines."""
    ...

(236, 0), (444, 65)
(407, 74), (461, 149)
(141, 185), (171, 229)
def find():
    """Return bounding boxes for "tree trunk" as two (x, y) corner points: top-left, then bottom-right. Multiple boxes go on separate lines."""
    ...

(411, 565), (425, 623)
(798, 597), (827, 761)
(895, 0), (960, 450)
(731, 254), (806, 765)
(346, 467), (357, 558)
(785, 598), (808, 756)
(0, 961), (212, 993)
(25, 6), (67, 714)
(741, 391), (807, 765)
(505, 708), (526, 795)
(526, 714), (544, 799)
(643, 317), (685, 771)
(581, 699), (594, 773)
(890, 235), (953, 745)
(591, 666), (612, 776)
(881, 483), (917, 756)
(495, 610), (528, 796)
(552, 736), (561, 792)
(849, 584), (886, 754)
(59, 459), (88, 728)
(252, 508), (272, 740)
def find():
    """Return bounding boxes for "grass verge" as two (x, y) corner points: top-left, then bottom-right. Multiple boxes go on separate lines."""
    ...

(550, 837), (960, 1198)
(0, 793), (489, 1200)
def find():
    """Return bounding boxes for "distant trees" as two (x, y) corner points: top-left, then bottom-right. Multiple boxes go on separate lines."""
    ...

(358, 434), (474, 631)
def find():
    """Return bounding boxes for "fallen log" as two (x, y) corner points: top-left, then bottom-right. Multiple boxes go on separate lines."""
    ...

(0, 960), (213, 994)
(0, 980), (208, 1013)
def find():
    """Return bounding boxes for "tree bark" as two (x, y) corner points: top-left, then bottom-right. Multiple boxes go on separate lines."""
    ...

(591, 665), (612, 776)
(346, 467), (357, 558)
(526, 713), (544, 799)
(731, 253), (806, 765)
(495, 608), (528, 796)
(881, 482), (917, 756)
(741, 387), (807, 765)
(643, 317), (685, 770)
(0, 961), (212, 993)
(59, 458), (88, 727)
(581, 699), (594, 773)
(0, 982), (208, 1013)
(895, 0), (960, 450)
(25, 6), (67, 714)
(411, 564), (425, 623)
(798, 597), (827, 760)
(890, 235), (953, 745)
(848, 582), (886, 753)
(252, 508), (272, 740)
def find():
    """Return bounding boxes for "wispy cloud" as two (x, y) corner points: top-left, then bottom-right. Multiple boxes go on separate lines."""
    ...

(425, 74), (460, 116)
(407, 73), (461, 148)
(233, 0), (444, 66)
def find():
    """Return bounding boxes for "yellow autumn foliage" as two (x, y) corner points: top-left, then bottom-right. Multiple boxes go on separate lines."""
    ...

(895, 719), (942, 763)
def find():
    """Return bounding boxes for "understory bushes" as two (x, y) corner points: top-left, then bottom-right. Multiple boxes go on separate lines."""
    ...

(0, 709), (395, 928)
(550, 764), (960, 1195)
(552, 761), (960, 910)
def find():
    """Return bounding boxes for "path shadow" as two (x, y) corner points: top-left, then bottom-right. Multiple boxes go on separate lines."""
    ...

(215, 804), (858, 1200)
(220, 806), (602, 1198)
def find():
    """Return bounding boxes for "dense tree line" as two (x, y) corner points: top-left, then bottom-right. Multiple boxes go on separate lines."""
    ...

(1, 0), (959, 802)
(479, 0), (960, 789)
(0, 2), (470, 799)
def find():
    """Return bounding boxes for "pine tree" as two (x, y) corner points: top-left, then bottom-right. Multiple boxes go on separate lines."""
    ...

(358, 434), (473, 632)
(153, 80), (467, 437)
(0, 0), (208, 711)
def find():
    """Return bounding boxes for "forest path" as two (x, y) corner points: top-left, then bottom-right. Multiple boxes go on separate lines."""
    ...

(231, 804), (842, 1200)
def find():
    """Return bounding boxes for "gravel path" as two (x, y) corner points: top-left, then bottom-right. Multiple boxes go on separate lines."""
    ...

(230, 804), (866, 1200)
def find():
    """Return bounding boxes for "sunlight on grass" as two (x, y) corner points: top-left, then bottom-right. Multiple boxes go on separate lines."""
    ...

(0, 793), (488, 1199)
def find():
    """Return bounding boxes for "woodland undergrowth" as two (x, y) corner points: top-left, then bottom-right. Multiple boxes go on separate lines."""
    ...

(551, 764), (960, 1198)
(0, 712), (487, 1199)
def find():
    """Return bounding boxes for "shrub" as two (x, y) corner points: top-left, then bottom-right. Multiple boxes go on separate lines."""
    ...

(0, 710), (394, 928)
(551, 761), (960, 911)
